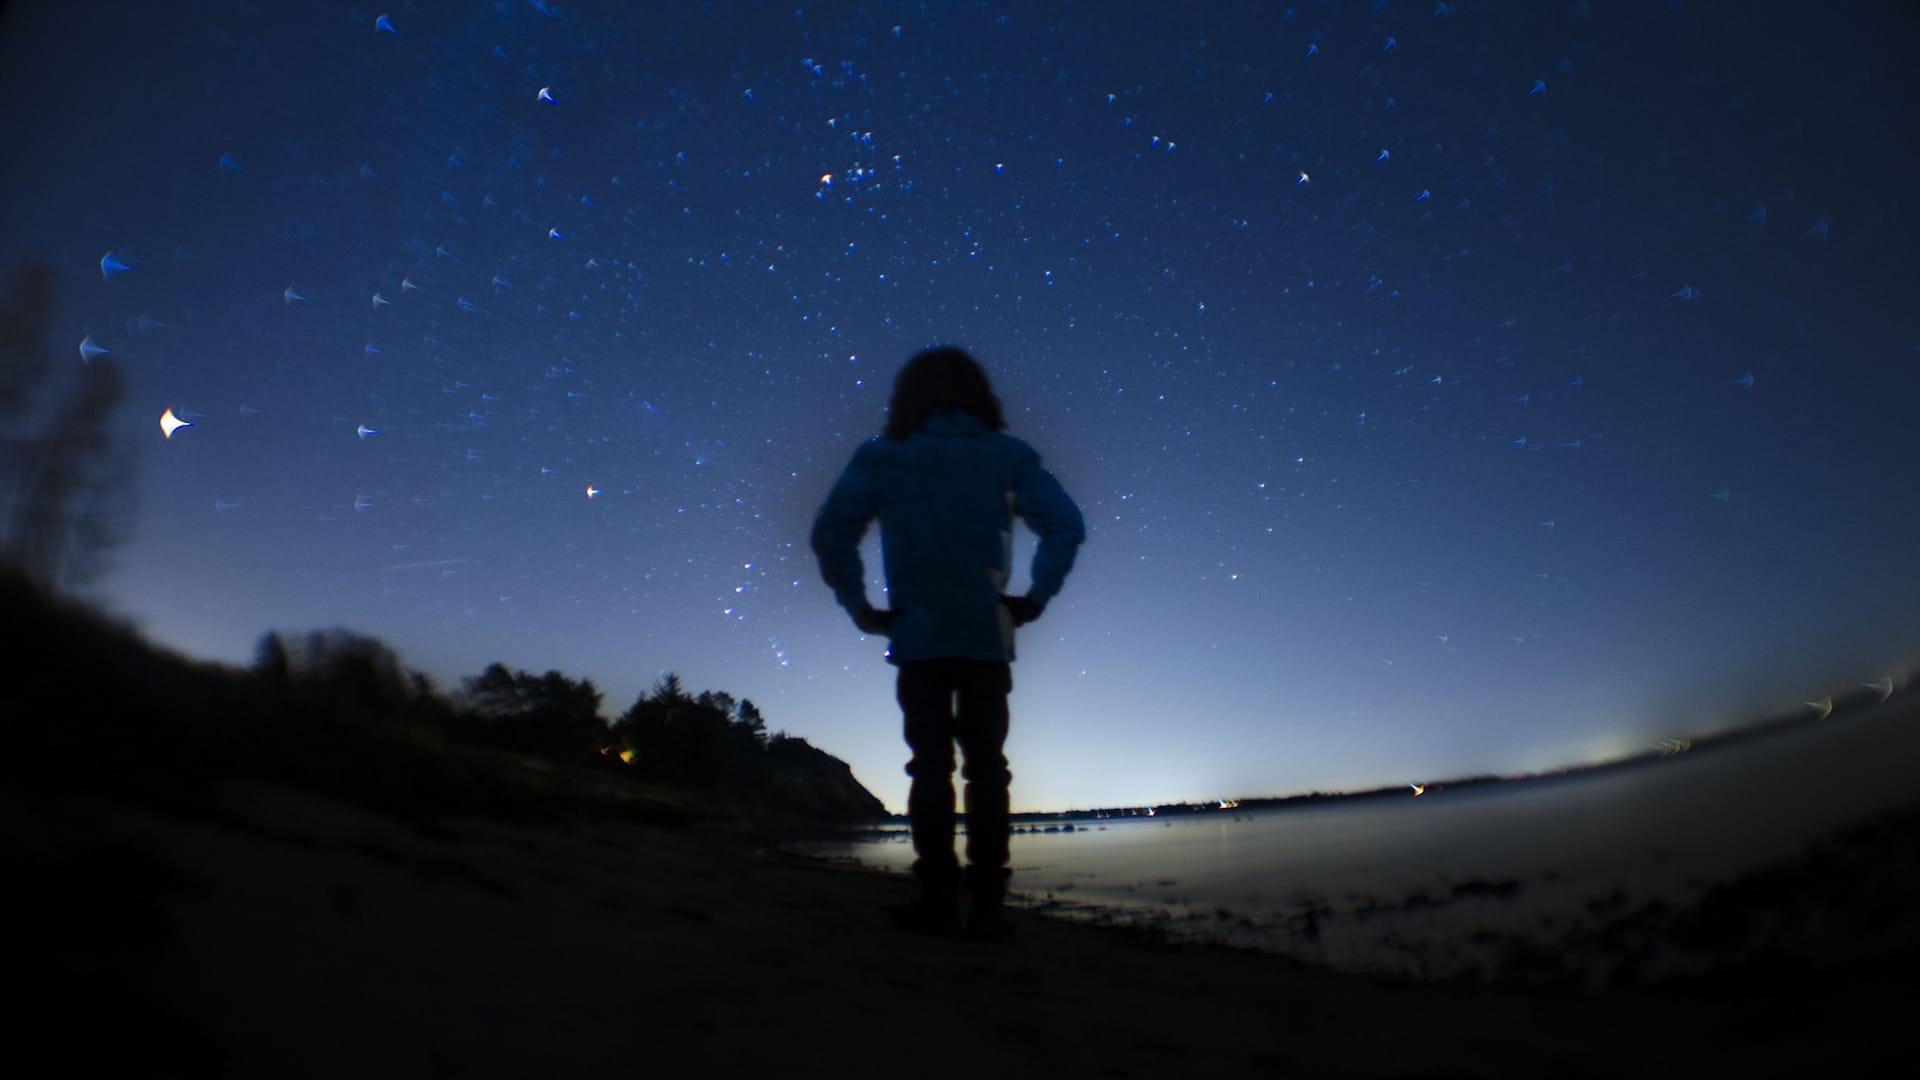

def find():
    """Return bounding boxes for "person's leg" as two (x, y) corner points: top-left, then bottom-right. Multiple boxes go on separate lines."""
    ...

(897, 661), (962, 894)
(954, 661), (1013, 922)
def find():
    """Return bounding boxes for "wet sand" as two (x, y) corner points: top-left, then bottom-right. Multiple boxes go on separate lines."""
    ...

(16, 778), (1906, 1077)
(819, 690), (1920, 986)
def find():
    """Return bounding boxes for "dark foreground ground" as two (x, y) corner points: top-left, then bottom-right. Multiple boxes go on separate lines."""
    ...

(14, 775), (1912, 1079)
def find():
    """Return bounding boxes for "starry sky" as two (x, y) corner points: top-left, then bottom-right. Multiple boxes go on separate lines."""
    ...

(4, 1), (1917, 813)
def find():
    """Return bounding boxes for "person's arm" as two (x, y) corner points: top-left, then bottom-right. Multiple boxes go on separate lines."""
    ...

(810, 442), (882, 620)
(1011, 444), (1085, 606)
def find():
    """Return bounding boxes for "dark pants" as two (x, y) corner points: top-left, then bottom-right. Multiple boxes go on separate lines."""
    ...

(896, 659), (1013, 896)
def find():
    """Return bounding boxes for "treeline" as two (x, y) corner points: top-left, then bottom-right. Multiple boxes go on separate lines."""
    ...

(252, 629), (830, 790)
(4, 568), (881, 825)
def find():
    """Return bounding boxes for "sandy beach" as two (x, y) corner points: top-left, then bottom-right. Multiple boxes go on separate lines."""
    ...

(17, 773), (1908, 1078)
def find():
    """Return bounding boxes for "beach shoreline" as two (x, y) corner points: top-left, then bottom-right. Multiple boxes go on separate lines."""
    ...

(16, 776), (1909, 1077)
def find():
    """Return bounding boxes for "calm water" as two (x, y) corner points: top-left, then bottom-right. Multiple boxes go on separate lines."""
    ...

(804, 691), (1920, 978)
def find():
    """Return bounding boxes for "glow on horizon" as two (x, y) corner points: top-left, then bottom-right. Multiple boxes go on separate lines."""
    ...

(88, 553), (1920, 817)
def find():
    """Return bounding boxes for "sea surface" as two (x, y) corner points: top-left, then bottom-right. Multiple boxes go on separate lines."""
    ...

(802, 690), (1920, 979)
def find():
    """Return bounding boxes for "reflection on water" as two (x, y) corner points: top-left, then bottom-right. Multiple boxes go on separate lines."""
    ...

(804, 694), (1920, 979)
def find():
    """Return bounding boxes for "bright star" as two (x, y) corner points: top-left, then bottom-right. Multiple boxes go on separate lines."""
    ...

(160, 408), (192, 439)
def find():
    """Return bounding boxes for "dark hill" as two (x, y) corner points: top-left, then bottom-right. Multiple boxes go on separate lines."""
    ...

(0, 569), (883, 829)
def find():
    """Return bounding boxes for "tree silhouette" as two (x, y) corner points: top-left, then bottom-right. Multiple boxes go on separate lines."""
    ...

(613, 674), (773, 785)
(272, 629), (421, 714)
(651, 671), (687, 703)
(459, 662), (608, 757)
(736, 698), (767, 745)
(0, 260), (133, 591)
(254, 630), (294, 696)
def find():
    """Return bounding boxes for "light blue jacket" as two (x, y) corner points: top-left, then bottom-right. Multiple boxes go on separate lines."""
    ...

(810, 414), (1086, 663)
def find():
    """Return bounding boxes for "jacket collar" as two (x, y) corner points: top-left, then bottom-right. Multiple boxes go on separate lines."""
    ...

(922, 413), (987, 437)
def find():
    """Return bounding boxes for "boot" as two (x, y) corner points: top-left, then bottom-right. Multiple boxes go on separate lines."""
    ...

(964, 873), (1016, 942)
(892, 872), (962, 936)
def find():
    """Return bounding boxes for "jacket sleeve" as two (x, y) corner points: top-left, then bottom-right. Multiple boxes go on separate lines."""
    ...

(810, 442), (880, 614)
(1010, 444), (1086, 604)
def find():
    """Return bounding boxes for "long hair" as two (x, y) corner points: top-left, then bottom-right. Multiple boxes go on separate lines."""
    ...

(883, 346), (1007, 441)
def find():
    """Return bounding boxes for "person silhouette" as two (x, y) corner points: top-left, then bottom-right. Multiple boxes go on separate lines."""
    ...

(811, 346), (1085, 937)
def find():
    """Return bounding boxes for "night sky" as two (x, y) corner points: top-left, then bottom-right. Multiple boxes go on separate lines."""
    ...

(4, 1), (1917, 813)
